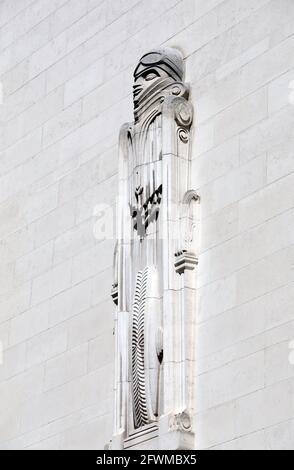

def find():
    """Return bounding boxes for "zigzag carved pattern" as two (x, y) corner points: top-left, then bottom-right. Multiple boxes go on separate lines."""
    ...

(132, 267), (149, 428)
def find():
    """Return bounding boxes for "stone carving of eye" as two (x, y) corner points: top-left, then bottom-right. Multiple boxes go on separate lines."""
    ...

(143, 70), (159, 81)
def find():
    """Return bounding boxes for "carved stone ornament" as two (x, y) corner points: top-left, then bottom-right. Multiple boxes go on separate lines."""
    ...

(110, 47), (199, 450)
(169, 411), (192, 433)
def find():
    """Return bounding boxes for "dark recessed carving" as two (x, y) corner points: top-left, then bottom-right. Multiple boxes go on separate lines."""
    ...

(129, 184), (162, 239)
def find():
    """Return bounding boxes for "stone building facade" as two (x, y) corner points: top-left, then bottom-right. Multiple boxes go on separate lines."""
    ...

(0, 0), (294, 450)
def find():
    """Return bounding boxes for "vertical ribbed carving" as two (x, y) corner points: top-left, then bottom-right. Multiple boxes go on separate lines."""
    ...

(132, 267), (149, 428)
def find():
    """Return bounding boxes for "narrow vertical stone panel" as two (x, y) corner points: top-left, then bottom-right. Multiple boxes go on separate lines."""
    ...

(111, 47), (199, 450)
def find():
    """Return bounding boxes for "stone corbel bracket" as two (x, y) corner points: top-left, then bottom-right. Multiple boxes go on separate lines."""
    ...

(174, 250), (198, 275)
(111, 282), (118, 305)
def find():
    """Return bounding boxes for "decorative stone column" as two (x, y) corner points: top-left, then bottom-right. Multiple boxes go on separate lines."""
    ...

(110, 47), (199, 450)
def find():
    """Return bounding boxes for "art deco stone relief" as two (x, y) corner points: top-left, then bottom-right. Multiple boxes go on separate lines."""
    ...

(110, 47), (199, 450)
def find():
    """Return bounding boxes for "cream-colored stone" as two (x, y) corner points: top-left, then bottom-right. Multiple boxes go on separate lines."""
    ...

(0, 0), (294, 451)
(68, 301), (113, 348)
(53, 219), (95, 265)
(239, 172), (294, 231)
(0, 128), (42, 175)
(0, 343), (27, 381)
(197, 300), (265, 358)
(240, 107), (294, 164)
(4, 87), (64, 149)
(64, 59), (105, 107)
(9, 301), (49, 346)
(265, 339), (294, 387)
(33, 200), (76, 248)
(42, 101), (83, 148)
(26, 323), (68, 368)
(237, 245), (294, 304)
(88, 331), (114, 373)
(44, 343), (88, 391)
(49, 278), (92, 326)
(196, 351), (264, 412)
(213, 430), (265, 450)
(196, 332), (265, 376)
(267, 137), (294, 184)
(72, 241), (114, 285)
(214, 87), (268, 145)
(265, 419), (294, 450)
(0, 364), (44, 410)
(14, 241), (53, 285)
(199, 154), (266, 218)
(200, 203), (239, 252)
(31, 259), (72, 305)
(191, 136), (239, 188)
(61, 414), (112, 450)
(0, 283), (31, 324)
(196, 401), (236, 448)
(197, 274), (237, 322)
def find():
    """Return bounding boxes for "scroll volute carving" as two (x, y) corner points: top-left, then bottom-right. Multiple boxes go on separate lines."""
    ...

(111, 47), (198, 450)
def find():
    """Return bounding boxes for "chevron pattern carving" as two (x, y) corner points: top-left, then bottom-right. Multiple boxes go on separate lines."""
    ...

(132, 267), (149, 429)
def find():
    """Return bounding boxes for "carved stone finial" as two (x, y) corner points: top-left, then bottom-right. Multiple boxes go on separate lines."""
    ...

(134, 47), (184, 81)
(132, 47), (186, 122)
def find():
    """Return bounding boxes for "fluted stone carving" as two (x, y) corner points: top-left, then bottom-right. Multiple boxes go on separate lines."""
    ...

(111, 47), (199, 450)
(132, 267), (149, 428)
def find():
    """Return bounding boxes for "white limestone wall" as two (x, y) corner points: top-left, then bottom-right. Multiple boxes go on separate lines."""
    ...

(0, 0), (293, 450)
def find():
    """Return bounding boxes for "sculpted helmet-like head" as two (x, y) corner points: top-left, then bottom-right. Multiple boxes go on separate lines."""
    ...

(133, 47), (184, 113)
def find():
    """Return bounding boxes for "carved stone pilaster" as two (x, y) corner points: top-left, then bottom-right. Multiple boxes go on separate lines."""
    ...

(110, 47), (199, 450)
